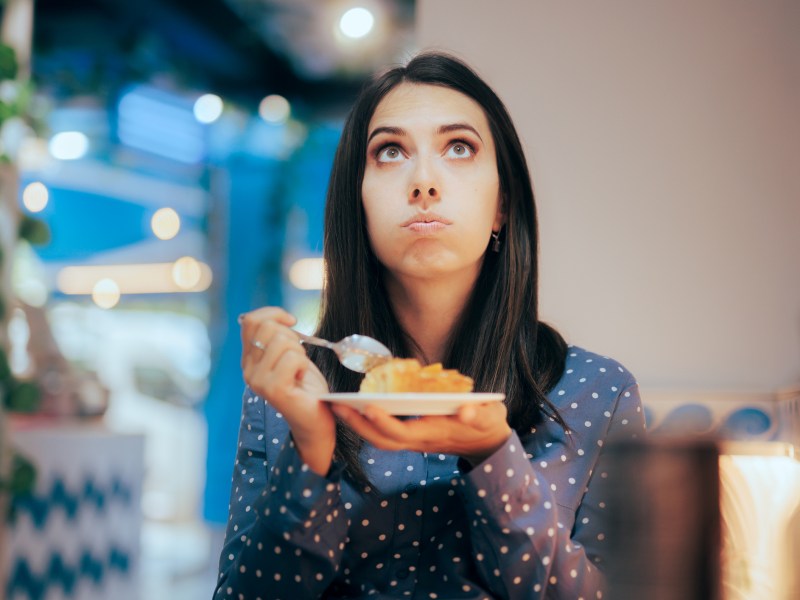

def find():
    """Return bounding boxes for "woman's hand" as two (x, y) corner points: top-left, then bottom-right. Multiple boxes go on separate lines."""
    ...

(330, 401), (512, 467)
(240, 307), (335, 475)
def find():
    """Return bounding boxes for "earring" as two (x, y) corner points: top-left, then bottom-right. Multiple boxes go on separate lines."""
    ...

(491, 230), (501, 252)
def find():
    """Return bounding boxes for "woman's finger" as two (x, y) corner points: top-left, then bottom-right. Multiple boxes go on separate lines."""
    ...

(274, 347), (310, 388)
(241, 317), (302, 373)
(241, 306), (296, 328)
(362, 406), (423, 440)
(254, 328), (302, 374)
(361, 407), (449, 445)
(458, 405), (478, 424)
(242, 332), (299, 381)
(331, 406), (408, 451)
(239, 307), (296, 350)
(259, 345), (308, 397)
(241, 320), (274, 371)
(457, 402), (506, 430)
(241, 315), (274, 355)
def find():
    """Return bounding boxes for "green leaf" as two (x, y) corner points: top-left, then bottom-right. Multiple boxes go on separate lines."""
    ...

(0, 44), (18, 81)
(9, 451), (36, 495)
(7, 380), (40, 413)
(3, 451), (37, 522)
(17, 215), (51, 246)
(0, 100), (13, 121)
(0, 347), (11, 381)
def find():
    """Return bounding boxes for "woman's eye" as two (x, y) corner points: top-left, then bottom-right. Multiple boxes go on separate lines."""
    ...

(446, 142), (474, 159)
(377, 146), (404, 162)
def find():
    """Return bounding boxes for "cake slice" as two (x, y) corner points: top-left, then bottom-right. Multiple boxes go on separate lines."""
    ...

(359, 358), (474, 393)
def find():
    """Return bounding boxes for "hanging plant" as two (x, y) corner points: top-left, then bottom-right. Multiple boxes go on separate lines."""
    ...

(0, 42), (17, 81)
(0, 39), (44, 519)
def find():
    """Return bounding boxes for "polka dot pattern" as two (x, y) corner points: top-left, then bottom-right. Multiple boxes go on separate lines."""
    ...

(214, 346), (645, 599)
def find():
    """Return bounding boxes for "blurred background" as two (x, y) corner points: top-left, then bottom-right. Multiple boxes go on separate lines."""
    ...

(0, 0), (798, 599)
(0, 0), (415, 598)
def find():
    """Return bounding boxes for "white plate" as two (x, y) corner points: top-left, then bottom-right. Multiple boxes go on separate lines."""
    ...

(321, 393), (505, 416)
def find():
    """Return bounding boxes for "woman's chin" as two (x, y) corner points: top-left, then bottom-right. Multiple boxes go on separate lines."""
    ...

(398, 254), (483, 282)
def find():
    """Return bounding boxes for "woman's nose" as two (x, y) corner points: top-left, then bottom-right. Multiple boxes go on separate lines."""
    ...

(409, 162), (439, 205)
(411, 187), (438, 200)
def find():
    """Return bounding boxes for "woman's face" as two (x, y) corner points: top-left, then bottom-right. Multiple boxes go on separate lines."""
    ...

(361, 83), (503, 281)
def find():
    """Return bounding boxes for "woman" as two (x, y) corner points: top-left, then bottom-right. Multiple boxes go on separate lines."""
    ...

(215, 52), (645, 600)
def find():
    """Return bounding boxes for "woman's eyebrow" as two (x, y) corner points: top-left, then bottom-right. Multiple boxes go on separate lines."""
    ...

(367, 123), (483, 143)
(437, 123), (483, 142)
(367, 126), (405, 143)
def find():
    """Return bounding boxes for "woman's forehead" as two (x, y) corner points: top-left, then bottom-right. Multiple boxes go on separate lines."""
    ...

(367, 83), (491, 136)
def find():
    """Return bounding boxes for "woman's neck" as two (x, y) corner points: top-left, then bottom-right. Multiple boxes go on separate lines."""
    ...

(384, 269), (478, 364)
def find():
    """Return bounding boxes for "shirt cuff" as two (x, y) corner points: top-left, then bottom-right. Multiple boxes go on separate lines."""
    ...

(458, 430), (543, 508)
(256, 435), (345, 525)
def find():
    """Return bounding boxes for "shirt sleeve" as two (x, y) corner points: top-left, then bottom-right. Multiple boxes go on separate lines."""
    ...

(458, 379), (645, 600)
(214, 388), (349, 600)
(569, 380), (646, 573)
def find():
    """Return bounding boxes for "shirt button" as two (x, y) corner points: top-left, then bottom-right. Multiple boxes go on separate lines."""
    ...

(396, 568), (409, 579)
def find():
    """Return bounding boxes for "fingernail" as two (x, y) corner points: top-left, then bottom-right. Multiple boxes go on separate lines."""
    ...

(237, 313), (245, 324)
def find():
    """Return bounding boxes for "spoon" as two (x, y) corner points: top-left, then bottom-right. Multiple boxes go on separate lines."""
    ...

(250, 331), (392, 373)
(296, 332), (392, 373)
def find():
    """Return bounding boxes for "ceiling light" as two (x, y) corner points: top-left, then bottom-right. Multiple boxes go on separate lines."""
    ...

(22, 181), (49, 212)
(58, 261), (213, 295)
(48, 131), (89, 160)
(259, 95), (291, 124)
(339, 7), (374, 39)
(288, 258), (325, 290)
(172, 256), (203, 290)
(151, 207), (181, 240)
(92, 278), (121, 309)
(193, 93), (224, 124)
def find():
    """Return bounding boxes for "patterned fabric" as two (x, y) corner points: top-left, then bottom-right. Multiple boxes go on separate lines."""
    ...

(4, 428), (143, 600)
(214, 346), (645, 599)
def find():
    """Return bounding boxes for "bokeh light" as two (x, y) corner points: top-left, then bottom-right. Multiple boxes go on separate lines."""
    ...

(92, 278), (121, 309)
(58, 262), (213, 294)
(258, 94), (291, 124)
(151, 207), (181, 240)
(193, 93), (224, 124)
(339, 7), (375, 39)
(172, 256), (203, 290)
(48, 131), (89, 160)
(22, 181), (49, 212)
(288, 258), (325, 290)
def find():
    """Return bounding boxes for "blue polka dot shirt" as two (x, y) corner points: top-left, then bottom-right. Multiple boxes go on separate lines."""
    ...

(214, 346), (645, 599)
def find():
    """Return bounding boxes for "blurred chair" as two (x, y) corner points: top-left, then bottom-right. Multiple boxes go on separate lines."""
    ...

(600, 436), (800, 600)
(600, 439), (722, 600)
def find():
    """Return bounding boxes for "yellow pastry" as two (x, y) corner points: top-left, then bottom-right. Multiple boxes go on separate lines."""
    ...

(360, 358), (474, 393)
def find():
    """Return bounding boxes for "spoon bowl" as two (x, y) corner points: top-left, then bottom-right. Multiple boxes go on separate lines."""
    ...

(296, 332), (392, 373)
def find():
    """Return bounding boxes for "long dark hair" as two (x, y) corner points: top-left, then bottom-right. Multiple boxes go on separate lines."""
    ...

(308, 51), (568, 483)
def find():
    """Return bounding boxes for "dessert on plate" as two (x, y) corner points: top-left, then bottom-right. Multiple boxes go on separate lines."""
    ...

(359, 358), (473, 393)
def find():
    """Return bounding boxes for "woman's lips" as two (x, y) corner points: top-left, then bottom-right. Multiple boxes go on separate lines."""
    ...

(405, 221), (448, 234)
(400, 213), (453, 234)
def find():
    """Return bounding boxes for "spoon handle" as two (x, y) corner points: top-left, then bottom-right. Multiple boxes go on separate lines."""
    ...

(296, 331), (336, 351)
